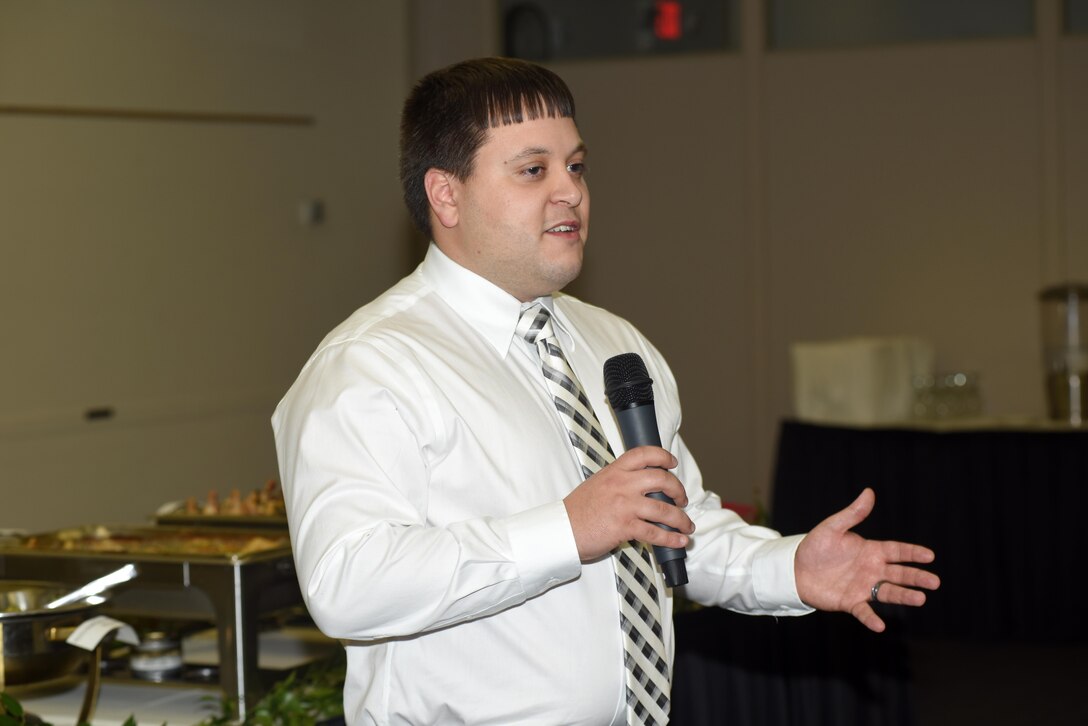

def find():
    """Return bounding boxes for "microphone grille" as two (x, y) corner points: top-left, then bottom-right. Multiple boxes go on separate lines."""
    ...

(603, 352), (654, 409)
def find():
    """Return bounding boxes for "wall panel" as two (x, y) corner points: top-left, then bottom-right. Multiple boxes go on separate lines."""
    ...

(763, 41), (1045, 429)
(0, 1), (413, 531)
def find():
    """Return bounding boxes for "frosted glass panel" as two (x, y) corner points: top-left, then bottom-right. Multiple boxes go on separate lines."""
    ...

(1069, 0), (1088, 33)
(768, 0), (1034, 50)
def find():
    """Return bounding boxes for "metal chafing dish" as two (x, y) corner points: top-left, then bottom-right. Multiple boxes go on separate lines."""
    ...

(0, 580), (104, 689)
(0, 524), (304, 719)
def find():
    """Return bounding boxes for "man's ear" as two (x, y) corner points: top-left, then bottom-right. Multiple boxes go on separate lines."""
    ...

(424, 169), (459, 229)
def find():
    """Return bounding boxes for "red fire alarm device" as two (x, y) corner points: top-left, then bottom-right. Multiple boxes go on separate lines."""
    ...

(654, 1), (684, 40)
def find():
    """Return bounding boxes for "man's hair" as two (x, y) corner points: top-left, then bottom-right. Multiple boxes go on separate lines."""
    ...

(399, 57), (577, 237)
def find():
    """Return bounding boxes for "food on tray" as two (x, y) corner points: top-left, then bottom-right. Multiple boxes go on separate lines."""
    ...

(17, 526), (289, 558)
(178, 479), (286, 518)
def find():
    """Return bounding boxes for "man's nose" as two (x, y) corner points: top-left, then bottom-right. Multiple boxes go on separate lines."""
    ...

(551, 173), (583, 206)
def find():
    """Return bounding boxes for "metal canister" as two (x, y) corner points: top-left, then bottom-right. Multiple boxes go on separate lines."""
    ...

(129, 631), (183, 682)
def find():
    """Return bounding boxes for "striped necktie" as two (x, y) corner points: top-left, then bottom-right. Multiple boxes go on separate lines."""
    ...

(516, 303), (671, 725)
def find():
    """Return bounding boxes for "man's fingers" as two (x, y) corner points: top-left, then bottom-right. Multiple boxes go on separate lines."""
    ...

(820, 487), (876, 534)
(884, 539), (937, 566)
(612, 449), (688, 507)
(885, 562), (941, 593)
(639, 495), (695, 535)
(633, 517), (691, 550)
(850, 601), (887, 633)
(616, 446), (678, 472)
(881, 583), (928, 607)
(566, 448), (692, 560)
(635, 469), (688, 508)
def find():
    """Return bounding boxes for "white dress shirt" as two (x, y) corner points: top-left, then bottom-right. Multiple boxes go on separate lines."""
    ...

(272, 243), (811, 725)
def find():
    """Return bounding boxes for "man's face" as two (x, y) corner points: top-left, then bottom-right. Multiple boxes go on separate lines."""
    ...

(442, 115), (590, 302)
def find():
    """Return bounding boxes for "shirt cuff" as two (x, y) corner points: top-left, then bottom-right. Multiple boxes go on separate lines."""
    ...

(505, 500), (582, 597)
(752, 533), (814, 614)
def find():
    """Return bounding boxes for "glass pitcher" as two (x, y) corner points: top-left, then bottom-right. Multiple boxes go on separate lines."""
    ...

(1039, 283), (1088, 425)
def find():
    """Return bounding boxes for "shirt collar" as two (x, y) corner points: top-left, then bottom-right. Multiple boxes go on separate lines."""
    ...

(420, 242), (574, 358)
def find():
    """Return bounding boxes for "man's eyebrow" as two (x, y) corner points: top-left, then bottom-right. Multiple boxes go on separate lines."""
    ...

(510, 146), (549, 161)
(508, 142), (588, 162)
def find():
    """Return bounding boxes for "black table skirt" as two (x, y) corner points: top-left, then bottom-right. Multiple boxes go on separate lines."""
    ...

(669, 419), (1088, 725)
(769, 419), (1088, 643)
(671, 608), (915, 726)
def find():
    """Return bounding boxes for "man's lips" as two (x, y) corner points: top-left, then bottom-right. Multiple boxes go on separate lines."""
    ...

(545, 221), (580, 234)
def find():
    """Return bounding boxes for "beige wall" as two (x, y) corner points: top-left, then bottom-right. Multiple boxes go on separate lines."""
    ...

(762, 41), (1047, 431)
(2, 2), (1085, 532)
(557, 56), (762, 500)
(0, 0), (413, 531)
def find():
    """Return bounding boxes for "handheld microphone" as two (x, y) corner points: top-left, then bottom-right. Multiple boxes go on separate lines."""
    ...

(603, 352), (688, 587)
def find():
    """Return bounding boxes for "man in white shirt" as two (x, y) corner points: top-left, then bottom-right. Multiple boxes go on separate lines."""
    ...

(272, 57), (940, 725)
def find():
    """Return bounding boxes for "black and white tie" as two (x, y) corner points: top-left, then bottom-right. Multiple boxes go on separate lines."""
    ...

(517, 303), (670, 725)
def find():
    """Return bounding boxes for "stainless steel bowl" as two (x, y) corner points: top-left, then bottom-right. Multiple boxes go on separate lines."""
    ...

(0, 580), (102, 690)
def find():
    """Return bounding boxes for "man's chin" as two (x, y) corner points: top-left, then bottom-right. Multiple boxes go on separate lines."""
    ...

(551, 267), (583, 295)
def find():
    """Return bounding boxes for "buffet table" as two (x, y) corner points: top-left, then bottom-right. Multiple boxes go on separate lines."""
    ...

(0, 524), (307, 720)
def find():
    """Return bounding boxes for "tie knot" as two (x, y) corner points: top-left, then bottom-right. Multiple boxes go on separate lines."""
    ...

(516, 304), (554, 345)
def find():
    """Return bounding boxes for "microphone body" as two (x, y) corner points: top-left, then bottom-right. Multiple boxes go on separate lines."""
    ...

(604, 353), (689, 587)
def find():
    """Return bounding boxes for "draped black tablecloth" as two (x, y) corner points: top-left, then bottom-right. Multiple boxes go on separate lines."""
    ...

(769, 419), (1088, 643)
(671, 418), (1088, 725)
(671, 608), (915, 726)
